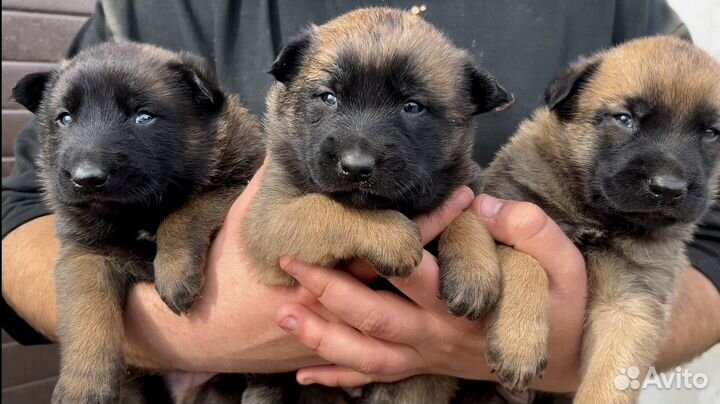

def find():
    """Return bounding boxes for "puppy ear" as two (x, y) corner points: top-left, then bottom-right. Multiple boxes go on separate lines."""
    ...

(545, 57), (600, 120)
(466, 66), (513, 115)
(269, 30), (313, 85)
(11, 72), (52, 114)
(171, 53), (225, 109)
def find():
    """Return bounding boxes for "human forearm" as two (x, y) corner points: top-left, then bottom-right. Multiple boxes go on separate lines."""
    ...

(2, 215), (60, 341)
(1, 210), (325, 373)
(656, 266), (720, 370)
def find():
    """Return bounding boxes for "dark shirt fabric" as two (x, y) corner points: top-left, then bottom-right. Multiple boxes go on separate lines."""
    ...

(2, 0), (717, 345)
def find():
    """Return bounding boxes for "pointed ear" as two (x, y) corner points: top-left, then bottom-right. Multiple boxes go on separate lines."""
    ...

(11, 72), (52, 114)
(466, 65), (513, 115)
(171, 53), (225, 109)
(545, 57), (601, 120)
(269, 30), (313, 84)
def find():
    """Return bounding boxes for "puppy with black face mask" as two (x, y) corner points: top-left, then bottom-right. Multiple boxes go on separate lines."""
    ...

(239, 7), (511, 404)
(477, 36), (720, 404)
(12, 42), (264, 403)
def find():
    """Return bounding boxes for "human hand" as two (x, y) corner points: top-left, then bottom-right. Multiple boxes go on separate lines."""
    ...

(275, 195), (588, 392)
(122, 158), (476, 373)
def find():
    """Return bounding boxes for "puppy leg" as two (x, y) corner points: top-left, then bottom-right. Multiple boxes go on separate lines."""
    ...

(155, 187), (243, 314)
(52, 246), (129, 404)
(243, 188), (423, 286)
(573, 253), (673, 404)
(438, 211), (501, 319)
(362, 375), (458, 404)
(486, 246), (549, 392)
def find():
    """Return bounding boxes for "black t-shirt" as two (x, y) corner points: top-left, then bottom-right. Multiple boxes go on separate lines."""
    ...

(2, 0), (718, 344)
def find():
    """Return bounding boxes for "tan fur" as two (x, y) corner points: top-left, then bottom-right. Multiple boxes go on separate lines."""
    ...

(154, 186), (244, 313)
(242, 164), (423, 286)
(482, 36), (720, 404)
(36, 43), (265, 403)
(438, 211), (501, 319)
(242, 7), (510, 403)
(364, 375), (459, 404)
(53, 245), (140, 402)
(486, 246), (549, 392)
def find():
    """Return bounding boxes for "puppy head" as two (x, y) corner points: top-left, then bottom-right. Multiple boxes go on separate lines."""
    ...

(266, 7), (510, 213)
(12, 42), (225, 210)
(546, 36), (720, 227)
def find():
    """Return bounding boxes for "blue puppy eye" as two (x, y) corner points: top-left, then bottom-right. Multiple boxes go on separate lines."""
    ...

(403, 101), (425, 114)
(135, 112), (155, 124)
(321, 92), (337, 106)
(613, 113), (634, 129)
(58, 113), (73, 126)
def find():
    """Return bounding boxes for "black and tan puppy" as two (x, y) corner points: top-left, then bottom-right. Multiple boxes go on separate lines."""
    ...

(476, 36), (720, 403)
(11, 42), (264, 403)
(240, 7), (511, 404)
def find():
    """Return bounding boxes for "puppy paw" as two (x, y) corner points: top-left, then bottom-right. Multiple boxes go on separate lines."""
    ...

(153, 250), (204, 315)
(364, 216), (423, 279)
(52, 377), (117, 404)
(437, 211), (501, 320)
(486, 323), (548, 392)
(438, 255), (501, 320)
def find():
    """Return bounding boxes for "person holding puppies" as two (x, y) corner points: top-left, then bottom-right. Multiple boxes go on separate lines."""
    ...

(3, 0), (718, 402)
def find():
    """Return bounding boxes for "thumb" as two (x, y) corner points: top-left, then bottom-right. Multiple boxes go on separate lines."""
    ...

(470, 194), (586, 293)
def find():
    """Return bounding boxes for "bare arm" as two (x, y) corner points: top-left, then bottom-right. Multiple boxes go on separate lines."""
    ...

(1, 166), (323, 372)
(1, 163), (477, 374)
(2, 215), (60, 341)
(656, 266), (720, 371)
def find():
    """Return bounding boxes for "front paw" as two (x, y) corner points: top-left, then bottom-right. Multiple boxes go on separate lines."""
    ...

(486, 324), (548, 392)
(154, 250), (204, 315)
(438, 254), (501, 320)
(52, 377), (117, 404)
(364, 217), (423, 279)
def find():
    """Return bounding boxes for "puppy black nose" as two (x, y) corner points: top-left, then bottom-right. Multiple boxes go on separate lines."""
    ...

(339, 151), (375, 178)
(70, 162), (108, 188)
(648, 176), (687, 203)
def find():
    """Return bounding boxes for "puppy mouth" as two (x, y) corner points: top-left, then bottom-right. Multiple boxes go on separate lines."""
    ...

(593, 182), (703, 224)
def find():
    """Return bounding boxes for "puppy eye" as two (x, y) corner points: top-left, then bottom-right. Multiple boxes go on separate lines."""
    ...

(57, 113), (73, 126)
(320, 92), (337, 106)
(613, 113), (634, 129)
(135, 112), (155, 125)
(403, 101), (425, 114)
(703, 128), (719, 142)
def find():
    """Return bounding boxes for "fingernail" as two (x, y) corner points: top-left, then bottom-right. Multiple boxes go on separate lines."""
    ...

(278, 315), (298, 333)
(457, 186), (474, 207)
(299, 376), (316, 385)
(479, 195), (503, 218)
(279, 256), (301, 276)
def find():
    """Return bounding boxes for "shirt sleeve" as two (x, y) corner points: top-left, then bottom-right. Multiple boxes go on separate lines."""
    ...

(687, 204), (720, 289)
(1, 2), (112, 345)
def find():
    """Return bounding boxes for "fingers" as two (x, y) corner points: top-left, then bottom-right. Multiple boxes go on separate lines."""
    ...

(276, 303), (424, 377)
(416, 186), (474, 245)
(279, 258), (431, 342)
(388, 251), (448, 313)
(471, 194), (587, 295)
(296, 365), (410, 387)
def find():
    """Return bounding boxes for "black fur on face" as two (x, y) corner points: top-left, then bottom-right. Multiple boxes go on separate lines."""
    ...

(267, 17), (509, 216)
(587, 98), (719, 227)
(291, 51), (461, 214)
(547, 56), (720, 228)
(12, 43), (225, 216)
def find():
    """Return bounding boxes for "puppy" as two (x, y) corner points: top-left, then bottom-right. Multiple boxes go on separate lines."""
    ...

(12, 42), (264, 403)
(478, 36), (720, 403)
(240, 7), (511, 404)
